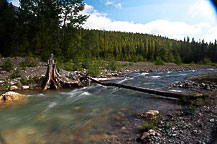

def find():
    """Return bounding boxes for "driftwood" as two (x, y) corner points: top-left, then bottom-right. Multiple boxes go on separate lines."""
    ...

(88, 77), (204, 100)
(42, 54), (204, 100)
(42, 54), (89, 91)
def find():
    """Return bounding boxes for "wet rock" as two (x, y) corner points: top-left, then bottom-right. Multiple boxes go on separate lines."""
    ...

(0, 91), (26, 103)
(9, 85), (19, 91)
(22, 86), (30, 90)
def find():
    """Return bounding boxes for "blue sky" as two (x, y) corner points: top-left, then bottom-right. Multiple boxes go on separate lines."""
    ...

(85, 0), (198, 24)
(10, 0), (217, 42)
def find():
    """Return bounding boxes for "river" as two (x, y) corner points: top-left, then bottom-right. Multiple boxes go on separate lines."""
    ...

(0, 68), (216, 144)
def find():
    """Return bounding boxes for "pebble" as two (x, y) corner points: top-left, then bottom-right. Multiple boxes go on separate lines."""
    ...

(171, 132), (177, 137)
(209, 119), (214, 123)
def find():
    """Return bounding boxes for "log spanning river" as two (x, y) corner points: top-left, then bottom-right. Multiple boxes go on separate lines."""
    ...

(0, 69), (216, 144)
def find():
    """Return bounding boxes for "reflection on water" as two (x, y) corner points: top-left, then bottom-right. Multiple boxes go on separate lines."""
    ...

(0, 69), (216, 144)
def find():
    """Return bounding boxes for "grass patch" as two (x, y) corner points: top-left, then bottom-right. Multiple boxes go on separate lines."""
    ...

(20, 76), (43, 86)
(142, 121), (157, 131)
(2, 59), (14, 71)
(19, 57), (38, 69)
(10, 68), (22, 79)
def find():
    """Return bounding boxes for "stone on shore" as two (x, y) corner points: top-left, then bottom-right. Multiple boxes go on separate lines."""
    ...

(0, 91), (26, 103)
(145, 110), (160, 119)
(9, 85), (19, 91)
(22, 86), (30, 90)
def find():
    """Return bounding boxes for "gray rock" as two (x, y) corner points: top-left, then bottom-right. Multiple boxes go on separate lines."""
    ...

(209, 119), (214, 123)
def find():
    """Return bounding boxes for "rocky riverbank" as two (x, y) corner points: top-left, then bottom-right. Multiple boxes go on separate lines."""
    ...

(0, 57), (217, 144)
(95, 72), (217, 144)
(0, 57), (216, 91)
(139, 95), (217, 144)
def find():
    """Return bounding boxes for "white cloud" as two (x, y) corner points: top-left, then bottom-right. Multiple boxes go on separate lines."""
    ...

(82, 4), (217, 42)
(105, 0), (122, 9)
(189, 0), (217, 24)
(105, 0), (115, 6)
(115, 3), (122, 8)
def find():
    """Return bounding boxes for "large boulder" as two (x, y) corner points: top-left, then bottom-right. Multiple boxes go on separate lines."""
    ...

(0, 91), (26, 103)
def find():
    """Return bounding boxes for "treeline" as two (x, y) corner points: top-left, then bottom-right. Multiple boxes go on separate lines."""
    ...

(0, 1), (217, 64)
(71, 29), (217, 64)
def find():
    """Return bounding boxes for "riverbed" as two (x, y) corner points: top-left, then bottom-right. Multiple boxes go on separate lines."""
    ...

(0, 68), (216, 144)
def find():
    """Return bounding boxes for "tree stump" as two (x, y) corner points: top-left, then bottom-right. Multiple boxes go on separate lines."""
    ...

(42, 54), (88, 92)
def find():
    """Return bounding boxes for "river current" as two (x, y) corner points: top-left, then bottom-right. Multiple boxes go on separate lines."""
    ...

(0, 69), (216, 144)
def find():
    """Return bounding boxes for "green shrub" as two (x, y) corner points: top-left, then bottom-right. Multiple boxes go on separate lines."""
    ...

(107, 60), (118, 71)
(10, 68), (22, 79)
(19, 57), (38, 68)
(142, 121), (156, 131)
(2, 59), (14, 71)
(58, 60), (74, 71)
(175, 55), (182, 65)
(198, 58), (212, 65)
(82, 60), (90, 69)
(155, 57), (165, 65)
(20, 76), (42, 86)
(88, 63), (100, 77)
(73, 62), (82, 71)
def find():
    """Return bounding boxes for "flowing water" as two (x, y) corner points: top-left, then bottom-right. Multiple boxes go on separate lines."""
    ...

(0, 69), (216, 144)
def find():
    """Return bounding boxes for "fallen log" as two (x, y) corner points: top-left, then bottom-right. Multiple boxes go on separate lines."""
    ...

(42, 54), (204, 100)
(88, 77), (204, 100)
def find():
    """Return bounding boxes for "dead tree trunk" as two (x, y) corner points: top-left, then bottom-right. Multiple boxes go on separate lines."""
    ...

(88, 77), (204, 100)
(42, 61), (62, 91)
(42, 54), (88, 92)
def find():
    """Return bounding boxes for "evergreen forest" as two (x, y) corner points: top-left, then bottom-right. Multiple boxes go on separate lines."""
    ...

(0, 0), (217, 64)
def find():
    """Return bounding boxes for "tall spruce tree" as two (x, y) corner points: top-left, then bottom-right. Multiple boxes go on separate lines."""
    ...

(18, 0), (88, 60)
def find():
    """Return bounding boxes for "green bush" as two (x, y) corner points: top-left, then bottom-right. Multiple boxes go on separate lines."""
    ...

(20, 76), (42, 86)
(175, 55), (182, 65)
(2, 59), (14, 71)
(19, 57), (38, 68)
(58, 60), (74, 71)
(107, 60), (118, 71)
(87, 63), (100, 77)
(82, 60), (90, 69)
(73, 62), (82, 71)
(10, 68), (21, 79)
(142, 121), (156, 131)
(155, 57), (165, 65)
(198, 58), (212, 65)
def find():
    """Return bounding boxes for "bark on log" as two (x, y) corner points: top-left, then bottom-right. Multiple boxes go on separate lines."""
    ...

(88, 77), (204, 100)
